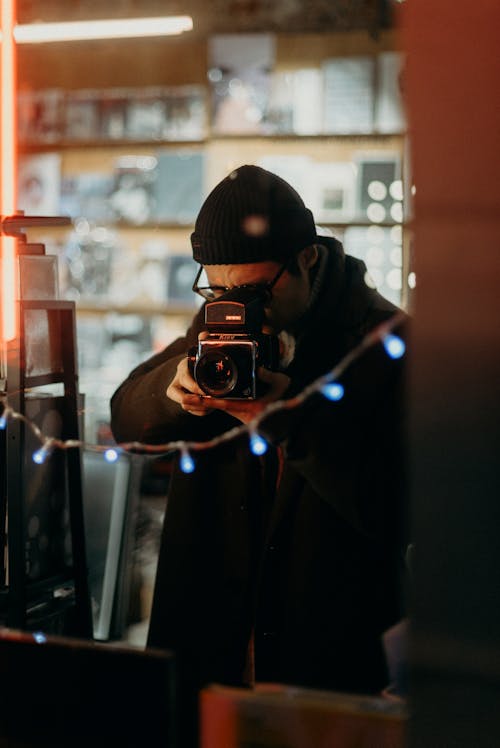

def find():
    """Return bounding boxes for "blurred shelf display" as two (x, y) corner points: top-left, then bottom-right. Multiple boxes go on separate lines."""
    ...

(18, 85), (209, 146)
(17, 30), (410, 442)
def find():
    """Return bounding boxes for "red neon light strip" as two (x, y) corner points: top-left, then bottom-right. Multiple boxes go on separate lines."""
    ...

(1, 0), (18, 342)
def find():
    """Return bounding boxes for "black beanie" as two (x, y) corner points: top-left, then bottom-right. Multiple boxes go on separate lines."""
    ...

(191, 164), (317, 265)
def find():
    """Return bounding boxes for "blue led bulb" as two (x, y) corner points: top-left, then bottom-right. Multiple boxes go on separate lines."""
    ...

(383, 334), (406, 359)
(33, 444), (52, 464)
(250, 432), (268, 456)
(104, 448), (119, 463)
(321, 382), (345, 401)
(180, 449), (195, 474)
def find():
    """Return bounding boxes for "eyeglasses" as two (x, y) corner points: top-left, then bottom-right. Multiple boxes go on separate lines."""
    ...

(192, 262), (288, 301)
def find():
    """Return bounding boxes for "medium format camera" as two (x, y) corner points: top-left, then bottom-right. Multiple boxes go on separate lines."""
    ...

(188, 287), (279, 399)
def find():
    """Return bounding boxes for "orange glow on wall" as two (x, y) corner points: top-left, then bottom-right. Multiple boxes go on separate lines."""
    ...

(1, 0), (18, 342)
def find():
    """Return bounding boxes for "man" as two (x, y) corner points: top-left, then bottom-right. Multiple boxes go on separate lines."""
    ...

(110, 164), (408, 741)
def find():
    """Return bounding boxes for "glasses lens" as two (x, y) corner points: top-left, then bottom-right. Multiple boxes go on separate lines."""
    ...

(193, 262), (287, 300)
(199, 286), (226, 300)
(193, 267), (218, 299)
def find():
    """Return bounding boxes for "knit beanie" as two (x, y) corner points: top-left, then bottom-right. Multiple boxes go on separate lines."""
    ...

(191, 164), (317, 265)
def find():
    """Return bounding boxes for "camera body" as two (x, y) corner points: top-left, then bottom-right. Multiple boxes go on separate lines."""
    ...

(189, 287), (279, 399)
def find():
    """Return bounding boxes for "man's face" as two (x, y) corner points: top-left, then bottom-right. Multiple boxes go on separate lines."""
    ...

(203, 254), (313, 334)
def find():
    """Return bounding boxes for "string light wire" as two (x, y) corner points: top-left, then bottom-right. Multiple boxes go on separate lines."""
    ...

(0, 312), (406, 467)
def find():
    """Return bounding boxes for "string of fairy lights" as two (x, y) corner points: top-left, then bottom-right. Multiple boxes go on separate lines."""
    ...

(0, 312), (406, 474)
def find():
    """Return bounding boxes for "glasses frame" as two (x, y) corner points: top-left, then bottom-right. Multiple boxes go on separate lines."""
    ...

(192, 261), (288, 301)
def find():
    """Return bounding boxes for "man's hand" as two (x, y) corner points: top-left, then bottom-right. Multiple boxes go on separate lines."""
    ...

(202, 367), (290, 424)
(166, 357), (216, 416)
(167, 360), (290, 423)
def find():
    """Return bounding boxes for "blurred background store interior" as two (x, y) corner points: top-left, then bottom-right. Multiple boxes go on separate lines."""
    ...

(3, 5), (500, 745)
(12, 0), (410, 646)
(16, 0), (409, 448)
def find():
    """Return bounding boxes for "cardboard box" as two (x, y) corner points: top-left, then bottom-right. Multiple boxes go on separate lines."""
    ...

(201, 683), (407, 748)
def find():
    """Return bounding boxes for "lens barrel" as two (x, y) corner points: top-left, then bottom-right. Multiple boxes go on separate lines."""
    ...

(194, 350), (238, 397)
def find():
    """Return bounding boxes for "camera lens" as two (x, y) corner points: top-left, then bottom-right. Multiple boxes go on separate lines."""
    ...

(194, 350), (238, 397)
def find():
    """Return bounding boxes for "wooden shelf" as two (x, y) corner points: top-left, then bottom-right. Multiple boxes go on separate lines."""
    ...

(19, 132), (404, 153)
(110, 219), (404, 230)
(209, 132), (405, 141)
(19, 139), (208, 153)
(26, 219), (403, 232)
(74, 302), (199, 317)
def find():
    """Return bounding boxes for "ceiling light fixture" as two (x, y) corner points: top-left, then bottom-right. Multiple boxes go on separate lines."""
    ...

(11, 16), (193, 44)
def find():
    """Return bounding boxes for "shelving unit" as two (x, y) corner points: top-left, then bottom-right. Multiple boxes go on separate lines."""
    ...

(16, 29), (408, 442)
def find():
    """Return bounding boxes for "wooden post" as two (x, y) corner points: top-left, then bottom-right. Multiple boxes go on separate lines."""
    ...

(401, 1), (500, 744)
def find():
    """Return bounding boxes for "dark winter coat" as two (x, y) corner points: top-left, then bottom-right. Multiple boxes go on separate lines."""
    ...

(110, 237), (409, 703)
